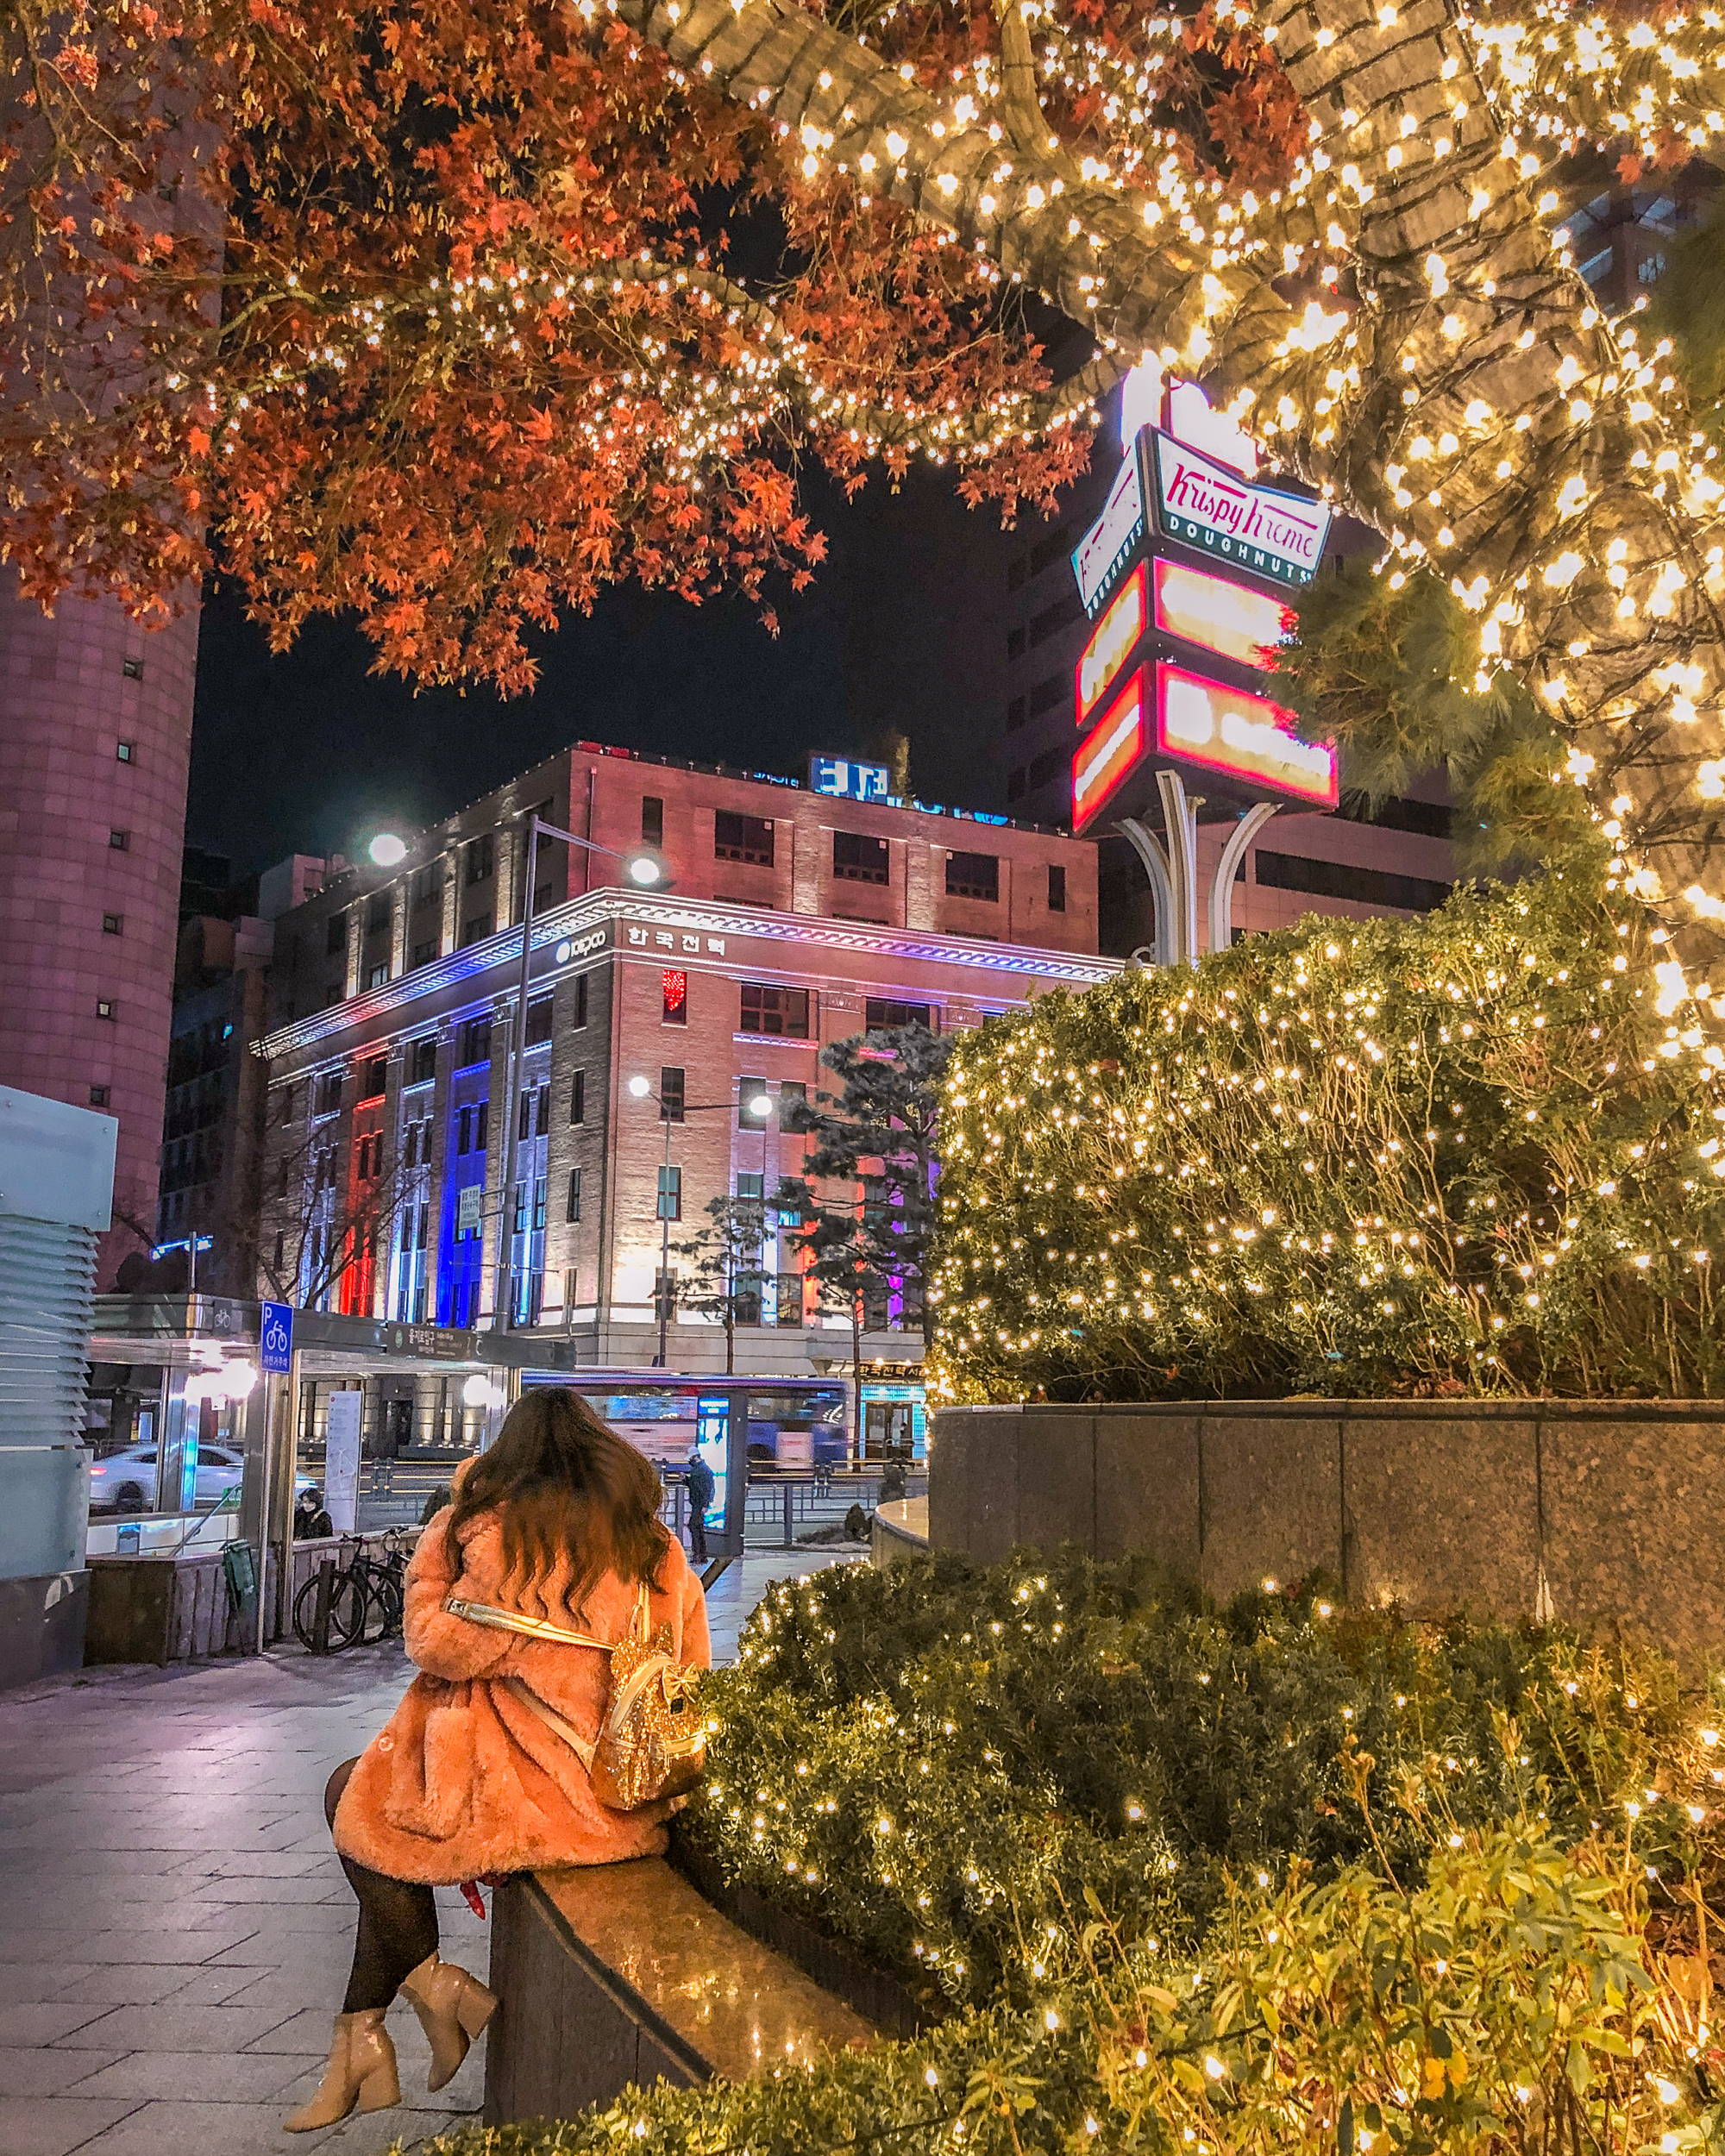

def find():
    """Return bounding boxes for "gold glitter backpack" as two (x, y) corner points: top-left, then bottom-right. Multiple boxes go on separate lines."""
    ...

(444, 1584), (706, 1812)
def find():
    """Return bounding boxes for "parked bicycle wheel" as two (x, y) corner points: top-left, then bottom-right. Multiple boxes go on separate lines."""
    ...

(292, 1565), (367, 1651)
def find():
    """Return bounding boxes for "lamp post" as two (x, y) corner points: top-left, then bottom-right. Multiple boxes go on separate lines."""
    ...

(628, 1078), (770, 1368)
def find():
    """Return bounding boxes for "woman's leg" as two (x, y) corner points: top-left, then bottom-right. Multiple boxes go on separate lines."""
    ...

(323, 1759), (440, 2012)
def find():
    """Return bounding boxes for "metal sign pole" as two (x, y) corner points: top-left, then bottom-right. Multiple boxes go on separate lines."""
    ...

(254, 1378), (273, 1655)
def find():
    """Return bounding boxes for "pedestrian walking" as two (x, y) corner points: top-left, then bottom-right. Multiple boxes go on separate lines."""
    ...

(285, 1388), (709, 2131)
(684, 1445), (714, 1561)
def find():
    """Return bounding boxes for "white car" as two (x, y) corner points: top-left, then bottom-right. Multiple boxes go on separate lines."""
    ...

(88, 1443), (311, 1514)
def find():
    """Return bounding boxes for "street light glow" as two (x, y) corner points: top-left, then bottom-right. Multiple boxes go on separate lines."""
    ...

(368, 832), (408, 867)
(747, 1094), (773, 1118)
(628, 1075), (652, 1099)
(627, 855), (662, 886)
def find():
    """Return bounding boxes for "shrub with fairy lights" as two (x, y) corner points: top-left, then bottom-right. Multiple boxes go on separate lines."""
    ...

(926, 872), (1725, 1405)
(427, 1555), (1725, 2156)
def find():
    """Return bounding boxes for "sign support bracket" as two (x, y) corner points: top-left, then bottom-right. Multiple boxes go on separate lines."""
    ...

(1208, 803), (1279, 957)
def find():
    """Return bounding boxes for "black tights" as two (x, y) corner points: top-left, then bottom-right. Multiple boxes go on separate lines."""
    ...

(324, 1759), (440, 2014)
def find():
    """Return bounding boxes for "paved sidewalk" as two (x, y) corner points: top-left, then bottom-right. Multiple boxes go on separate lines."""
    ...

(0, 1549), (861, 2156)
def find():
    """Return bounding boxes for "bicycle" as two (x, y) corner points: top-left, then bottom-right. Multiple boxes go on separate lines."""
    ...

(292, 1529), (411, 1651)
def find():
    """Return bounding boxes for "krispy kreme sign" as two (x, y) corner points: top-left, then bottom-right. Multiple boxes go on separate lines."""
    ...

(1149, 430), (1331, 589)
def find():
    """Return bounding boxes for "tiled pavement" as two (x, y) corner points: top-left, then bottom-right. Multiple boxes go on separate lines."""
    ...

(0, 1549), (862, 2156)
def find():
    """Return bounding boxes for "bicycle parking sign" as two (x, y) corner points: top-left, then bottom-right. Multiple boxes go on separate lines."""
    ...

(260, 1300), (294, 1374)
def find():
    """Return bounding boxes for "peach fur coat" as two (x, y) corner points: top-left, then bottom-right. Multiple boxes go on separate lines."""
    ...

(334, 1493), (710, 1883)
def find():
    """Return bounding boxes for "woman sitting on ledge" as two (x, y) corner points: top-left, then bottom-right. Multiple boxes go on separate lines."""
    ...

(287, 1388), (710, 2131)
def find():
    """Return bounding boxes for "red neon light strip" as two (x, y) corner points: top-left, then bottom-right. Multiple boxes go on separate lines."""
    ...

(1153, 661), (1338, 807)
(1073, 674), (1145, 831)
(1151, 558), (1292, 668)
(1076, 561), (1147, 729)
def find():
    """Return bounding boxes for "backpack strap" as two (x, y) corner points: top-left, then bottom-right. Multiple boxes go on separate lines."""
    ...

(500, 1674), (598, 1769)
(443, 1595), (612, 1651)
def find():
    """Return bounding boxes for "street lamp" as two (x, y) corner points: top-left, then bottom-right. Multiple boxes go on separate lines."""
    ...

(630, 1080), (771, 1367)
(368, 832), (409, 868)
(493, 812), (673, 1332)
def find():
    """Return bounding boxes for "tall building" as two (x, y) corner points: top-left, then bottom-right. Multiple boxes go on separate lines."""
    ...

(251, 742), (1113, 1385)
(0, 586), (200, 1282)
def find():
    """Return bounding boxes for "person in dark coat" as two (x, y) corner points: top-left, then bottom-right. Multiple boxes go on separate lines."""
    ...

(684, 1447), (714, 1560)
(294, 1486), (335, 1539)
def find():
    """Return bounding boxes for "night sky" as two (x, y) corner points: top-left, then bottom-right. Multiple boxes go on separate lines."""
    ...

(187, 456), (1074, 878)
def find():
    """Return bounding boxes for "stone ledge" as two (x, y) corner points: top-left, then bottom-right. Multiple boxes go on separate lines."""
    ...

(485, 1857), (875, 2126)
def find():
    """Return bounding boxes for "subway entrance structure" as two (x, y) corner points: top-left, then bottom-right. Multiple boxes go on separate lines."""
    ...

(1070, 375), (1339, 965)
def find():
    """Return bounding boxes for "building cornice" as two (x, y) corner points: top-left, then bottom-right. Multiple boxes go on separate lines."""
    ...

(254, 887), (1122, 1063)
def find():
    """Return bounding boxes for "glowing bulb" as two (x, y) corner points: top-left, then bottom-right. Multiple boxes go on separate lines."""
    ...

(368, 833), (407, 867)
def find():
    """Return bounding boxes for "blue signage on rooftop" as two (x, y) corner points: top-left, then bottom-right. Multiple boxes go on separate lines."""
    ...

(810, 755), (892, 804)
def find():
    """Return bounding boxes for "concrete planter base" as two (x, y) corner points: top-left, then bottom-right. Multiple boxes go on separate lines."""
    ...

(484, 1858), (874, 2126)
(930, 1400), (1725, 1661)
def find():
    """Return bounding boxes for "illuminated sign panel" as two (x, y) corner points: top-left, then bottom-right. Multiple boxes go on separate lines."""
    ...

(811, 755), (890, 803)
(1076, 562), (1146, 728)
(1152, 559), (1291, 669)
(1149, 431), (1332, 590)
(1072, 673), (1146, 831)
(1071, 450), (1147, 617)
(1155, 662), (1338, 807)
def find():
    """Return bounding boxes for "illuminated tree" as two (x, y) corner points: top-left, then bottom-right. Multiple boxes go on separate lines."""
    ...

(5, 0), (1725, 968)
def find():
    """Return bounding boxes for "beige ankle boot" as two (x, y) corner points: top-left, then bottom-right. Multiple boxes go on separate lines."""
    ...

(399, 1953), (499, 2092)
(284, 2008), (401, 2131)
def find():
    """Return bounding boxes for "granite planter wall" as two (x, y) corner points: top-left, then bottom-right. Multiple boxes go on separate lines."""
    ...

(929, 1401), (1725, 1662)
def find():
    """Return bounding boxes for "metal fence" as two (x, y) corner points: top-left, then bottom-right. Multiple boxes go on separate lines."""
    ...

(348, 1455), (926, 1551)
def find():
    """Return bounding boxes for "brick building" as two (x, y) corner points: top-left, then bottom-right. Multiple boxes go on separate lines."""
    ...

(251, 743), (1113, 1386)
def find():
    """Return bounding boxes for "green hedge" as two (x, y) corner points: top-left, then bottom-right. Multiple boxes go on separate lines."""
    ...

(928, 874), (1725, 1402)
(426, 1555), (1725, 2156)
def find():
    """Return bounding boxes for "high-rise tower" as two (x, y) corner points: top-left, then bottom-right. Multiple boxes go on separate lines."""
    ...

(0, 581), (200, 1282)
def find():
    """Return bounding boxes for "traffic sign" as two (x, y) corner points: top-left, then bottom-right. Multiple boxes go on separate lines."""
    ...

(260, 1300), (294, 1375)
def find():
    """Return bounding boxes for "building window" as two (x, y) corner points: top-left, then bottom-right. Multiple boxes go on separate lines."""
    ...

(524, 993), (554, 1047)
(739, 981), (809, 1037)
(476, 1100), (489, 1151)
(411, 862), (443, 908)
(457, 1105), (473, 1155)
(1030, 672), (1069, 718)
(1254, 850), (1453, 912)
(1006, 626), (1026, 661)
(518, 1090), (534, 1142)
(367, 962), (390, 989)
(776, 1080), (806, 1132)
(89, 1084), (110, 1107)
(656, 1164), (682, 1220)
(1029, 746), (1064, 793)
(465, 833), (494, 885)
(359, 1054), (388, 1102)
(714, 810), (775, 865)
(458, 1017), (492, 1067)
(1048, 863), (1067, 912)
(1030, 592), (1083, 646)
(1007, 768), (1026, 802)
(109, 829), (129, 851)
(407, 1038), (436, 1087)
(411, 938), (438, 969)
(96, 999), (116, 1020)
(102, 912), (122, 935)
(739, 1075), (766, 1128)
(660, 1067), (686, 1122)
(367, 891), (391, 933)
(573, 972), (589, 1029)
(1006, 696), (1026, 733)
(562, 1169), (581, 1225)
(325, 912), (347, 956)
(641, 795), (664, 847)
(116, 741), (135, 763)
(316, 1071), (343, 1117)
(279, 1085), (296, 1124)
(122, 656), (143, 680)
(946, 850), (1000, 901)
(461, 911), (493, 948)
(866, 999), (932, 1031)
(273, 1231), (285, 1273)
(570, 1069), (586, 1125)
(324, 983), (343, 1008)
(662, 968), (688, 1025)
(833, 830), (889, 886)
(1030, 524), (1072, 577)
(535, 1084), (549, 1137)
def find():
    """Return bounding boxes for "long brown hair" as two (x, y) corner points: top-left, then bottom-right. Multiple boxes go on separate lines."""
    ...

(444, 1388), (671, 1612)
